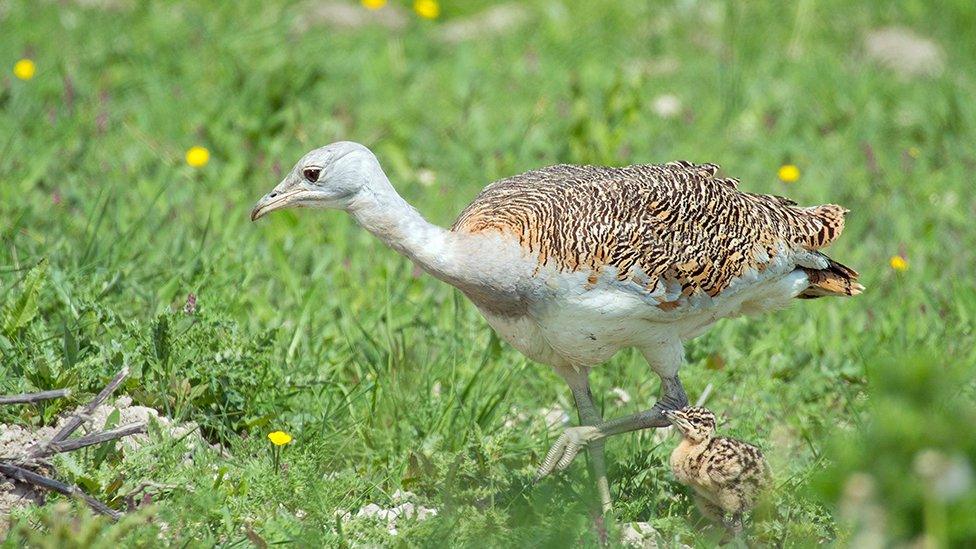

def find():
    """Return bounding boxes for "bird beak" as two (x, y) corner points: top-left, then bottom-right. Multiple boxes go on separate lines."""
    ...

(250, 189), (305, 221)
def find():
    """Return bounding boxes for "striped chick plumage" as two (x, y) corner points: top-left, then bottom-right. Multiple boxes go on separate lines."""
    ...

(665, 406), (771, 535)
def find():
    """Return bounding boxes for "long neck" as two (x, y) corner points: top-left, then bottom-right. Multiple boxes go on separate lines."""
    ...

(346, 160), (464, 284)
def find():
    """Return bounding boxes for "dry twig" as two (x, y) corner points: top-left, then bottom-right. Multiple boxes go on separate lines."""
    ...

(0, 462), (121, 520)
(0, 389), (71, 406)
(32, 422), (147, 458)
(0, 367), (139, 521)
(28, 366), (130, 457)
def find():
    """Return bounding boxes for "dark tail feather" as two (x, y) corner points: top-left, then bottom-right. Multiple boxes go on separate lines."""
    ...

(797, 258), (864, 298)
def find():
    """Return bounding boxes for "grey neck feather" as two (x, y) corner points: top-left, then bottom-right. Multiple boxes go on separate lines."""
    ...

(345, 159), (463, 285)
(343, 154), (534, 318)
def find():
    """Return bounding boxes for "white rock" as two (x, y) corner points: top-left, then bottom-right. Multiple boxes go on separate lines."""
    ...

(356, 503), (383, 519)
(865, 27), (944, 77)
(417, 169), (437, 188)
(502, 406), (529, 429)
(353, 499), (439, 535)
(651, 94), (682, 119)
(610, 387), (632, 405)
(438, 4), (530, 44)
(913, 449), (974, 502)
(620, 522), (661, 548)
(540, 405), (570, 429)
(293, 1), (408, 33)
(391, 489), (416, 503)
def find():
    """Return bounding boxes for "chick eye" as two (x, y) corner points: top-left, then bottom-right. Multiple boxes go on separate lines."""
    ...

(302, 167), (322, 182)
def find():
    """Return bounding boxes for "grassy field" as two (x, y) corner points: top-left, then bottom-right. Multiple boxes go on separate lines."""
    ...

(2, 0), (975, 546)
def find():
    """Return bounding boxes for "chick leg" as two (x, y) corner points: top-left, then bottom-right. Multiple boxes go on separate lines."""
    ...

(695, 496), (742, 541)
(727, 512), (744, 537)
(693, 494), (726, 524)
(538, 367), (613, 514)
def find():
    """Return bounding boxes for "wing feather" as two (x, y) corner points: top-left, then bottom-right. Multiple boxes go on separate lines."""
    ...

(452, 161), (857, 303)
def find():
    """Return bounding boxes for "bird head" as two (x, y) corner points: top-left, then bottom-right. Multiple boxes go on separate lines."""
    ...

(250, 141), (376, 221)
(663, 406), (717, 443)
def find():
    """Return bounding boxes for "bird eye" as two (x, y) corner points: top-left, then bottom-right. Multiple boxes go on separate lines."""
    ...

(302, 167), (322, 182)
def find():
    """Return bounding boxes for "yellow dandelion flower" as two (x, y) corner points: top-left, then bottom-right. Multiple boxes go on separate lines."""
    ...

(907, 147), (920, 158)
(185, 146), (210, 168)
(268, 431), (293, 446)
(777, 164), (800, 183)
(414, 0), (440, 19)
(889, 255), (908, 272)
(13, 59), (36, 81)
(362, 0), (386, 9)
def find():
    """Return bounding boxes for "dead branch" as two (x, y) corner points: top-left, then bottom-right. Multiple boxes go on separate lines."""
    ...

(0, 366), (143, 521)
(0, 462), (121, 521)
(123, 480), (178, 512)
(33, 422), (147, 458)
(0, 389), (71, 406)
(28, 366), (129, 456)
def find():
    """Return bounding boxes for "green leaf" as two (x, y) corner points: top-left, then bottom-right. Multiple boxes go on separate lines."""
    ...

(57, 453), (86, 479)
(152, 314), (171, 368)
(62, 320), (79, 368)
(189, 382), (209, 401)
(2, 259), (48, 335)
(103, 407), (121, 430)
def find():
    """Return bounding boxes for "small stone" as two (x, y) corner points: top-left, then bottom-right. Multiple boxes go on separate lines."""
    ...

(391, 489), (416, 503)
(293, 1), (408, 34)
(417, 169), (437, 187)
(651, 94), (682, 119)
(620, 522), (662, 548)
(914, 449), (973, 502)
(610, 387), (632, 405)
(437, 4), (530, 44)
(864, 27), (944, 78)
(540, 405), (570, 429)
(357, 503), (383, 519)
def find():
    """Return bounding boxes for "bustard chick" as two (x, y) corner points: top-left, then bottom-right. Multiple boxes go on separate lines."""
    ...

(250, 141), (861, 513)
(664, 407), (770, 536)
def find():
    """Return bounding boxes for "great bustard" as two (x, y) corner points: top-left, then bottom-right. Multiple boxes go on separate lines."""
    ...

(250, 141), (862, 513)
(664, 406), (771, 537)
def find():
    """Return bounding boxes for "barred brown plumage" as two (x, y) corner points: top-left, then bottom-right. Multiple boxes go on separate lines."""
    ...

(452, 161), (861, 305)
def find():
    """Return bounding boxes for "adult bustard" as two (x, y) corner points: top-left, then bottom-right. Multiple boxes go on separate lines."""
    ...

(251, 141), (862, 512)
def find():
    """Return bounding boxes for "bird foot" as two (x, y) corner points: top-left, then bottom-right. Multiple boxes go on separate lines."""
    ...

(535, 425), (602, 480)
(720, 515), (744, 544)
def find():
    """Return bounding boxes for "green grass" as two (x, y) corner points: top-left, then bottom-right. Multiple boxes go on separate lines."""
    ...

(2, 0), (975, 546)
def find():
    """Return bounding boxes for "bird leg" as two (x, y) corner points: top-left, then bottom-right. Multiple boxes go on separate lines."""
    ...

(585, 376), (688, 437)
(538, 369), (613, 514)
(727, 512), (744, 538)
(572, 383), (613, 514)
(536, 375), (688, 479)
(693, 494), (726, 524)
(694, 496), (741, 542)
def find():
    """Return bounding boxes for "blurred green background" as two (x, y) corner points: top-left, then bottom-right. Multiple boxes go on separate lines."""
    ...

(1, 0), (974, 546)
